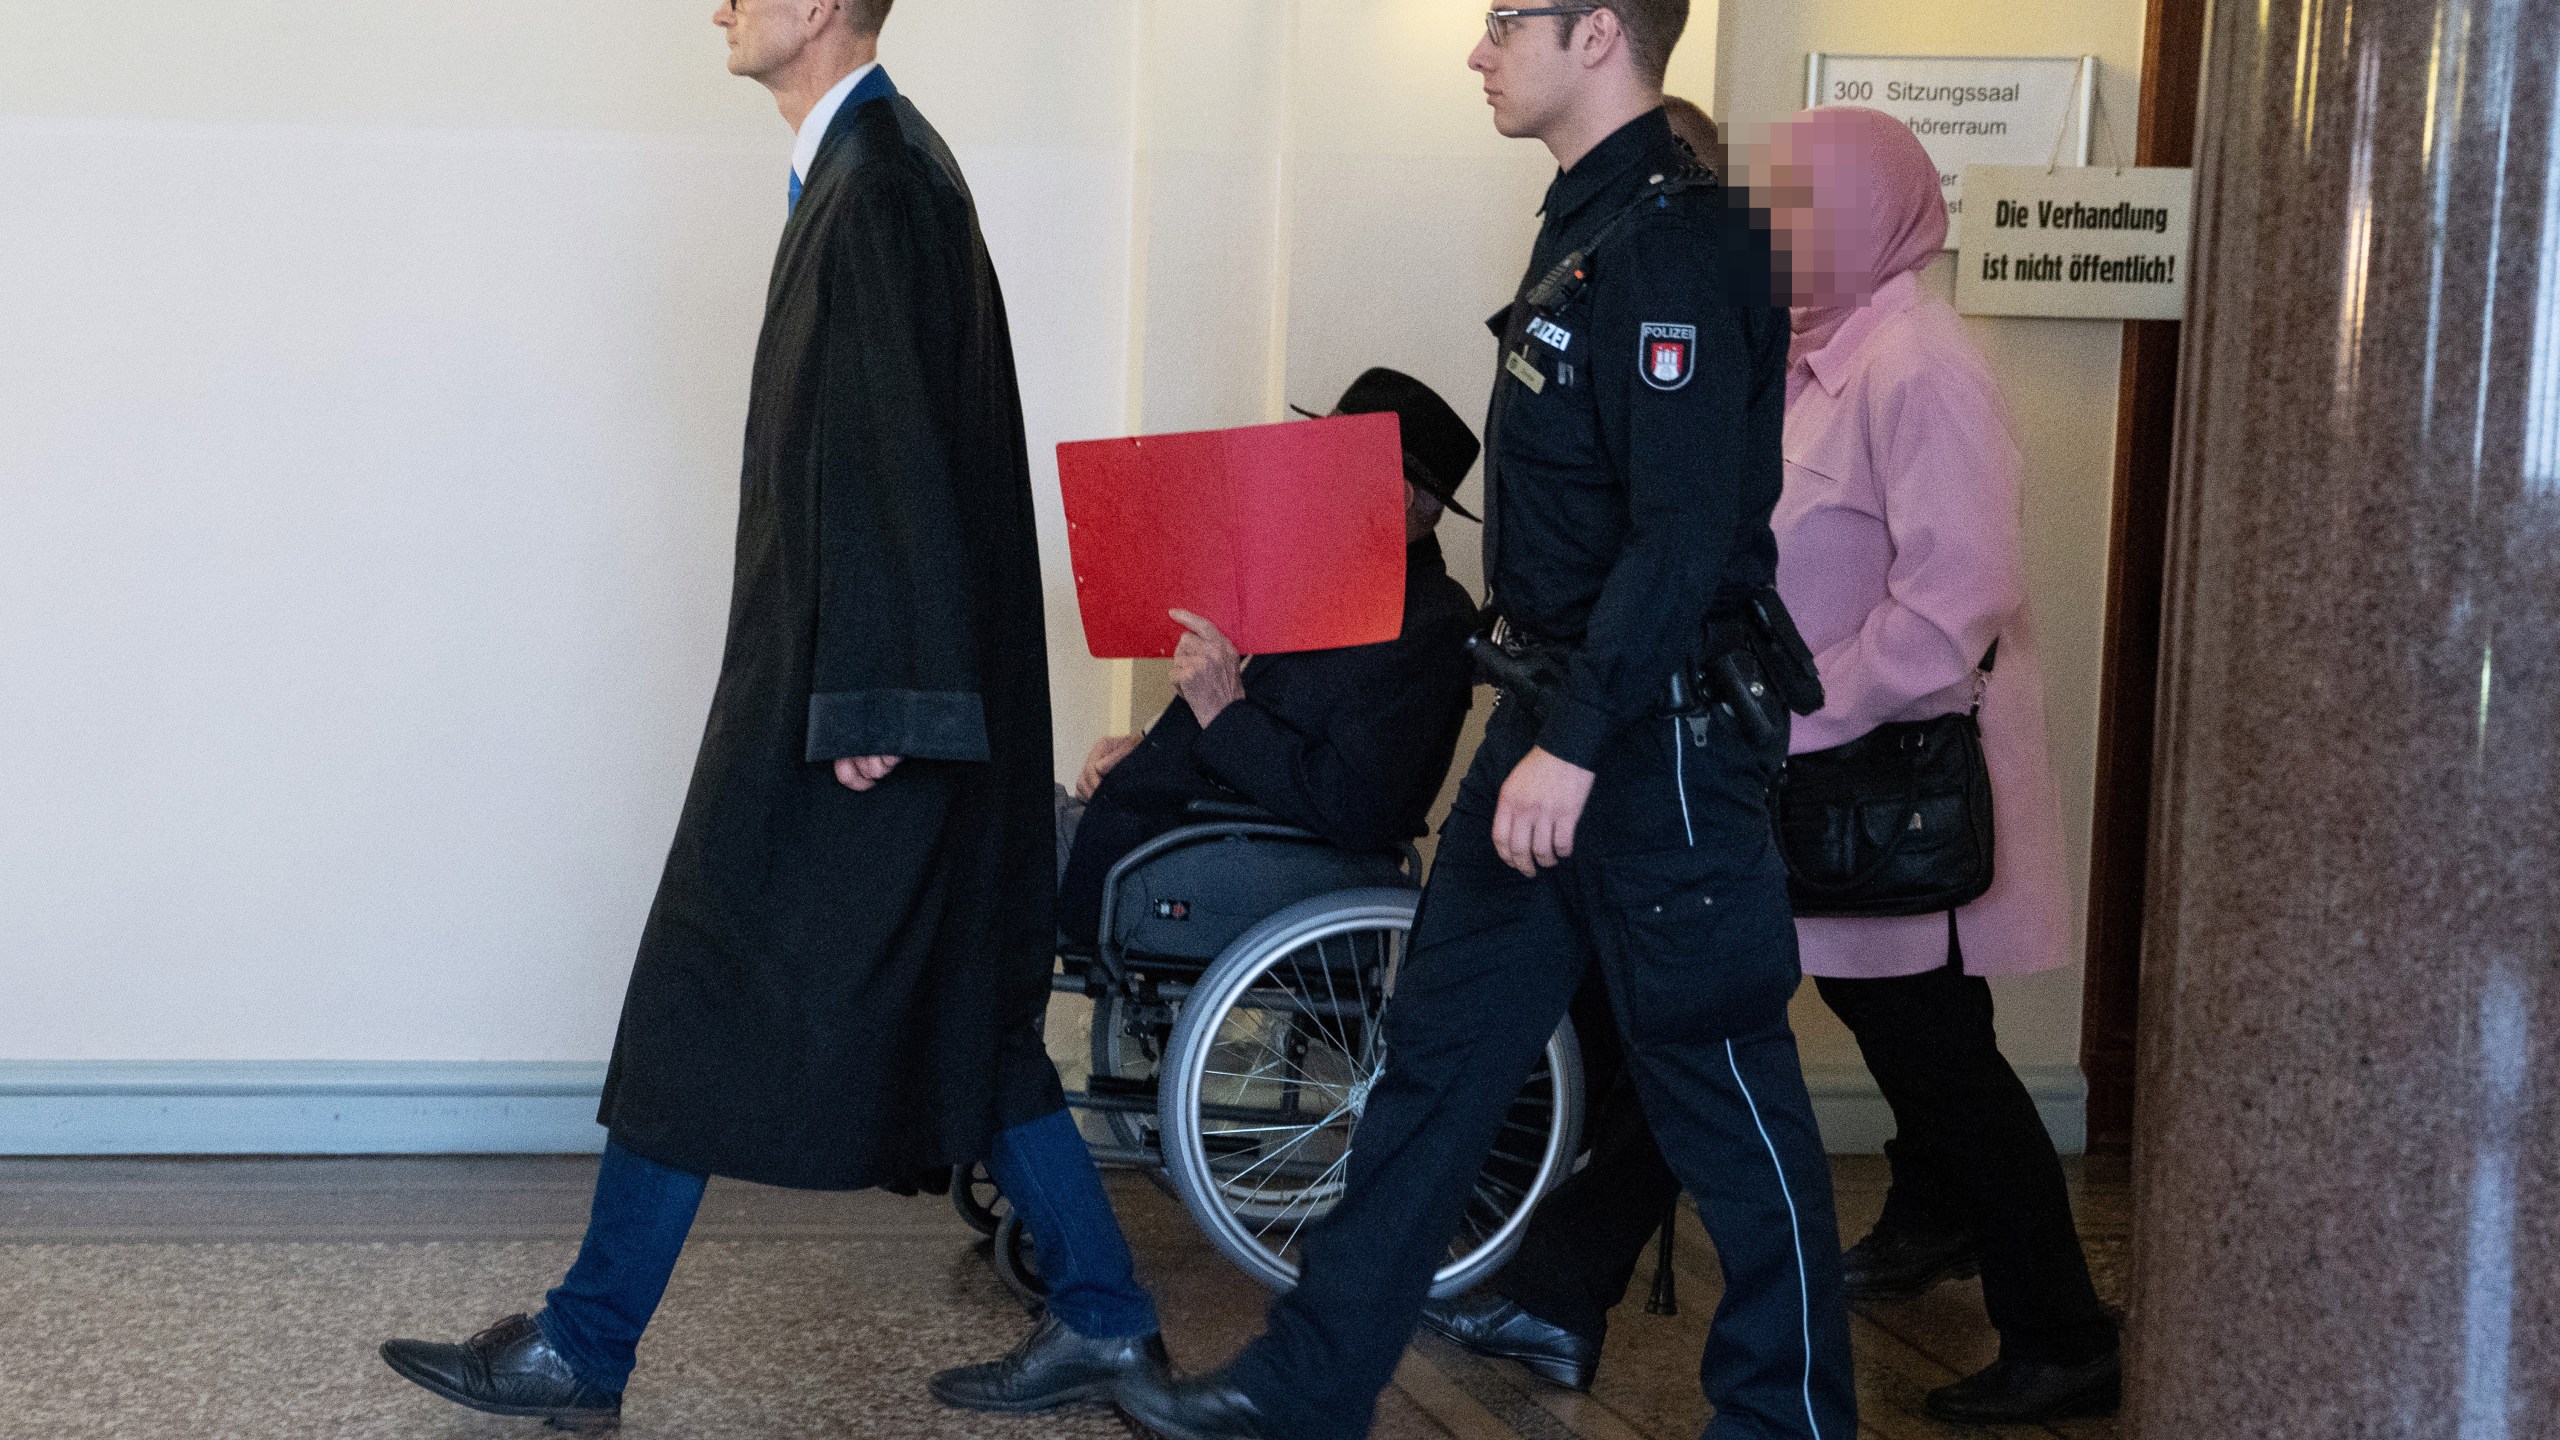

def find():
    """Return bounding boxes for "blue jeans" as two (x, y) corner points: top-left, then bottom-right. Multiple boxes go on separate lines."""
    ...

(985, 1106), (1160, 1340)
(536, 1139), (707, 1394)
(538, 1115), (1156, 1393)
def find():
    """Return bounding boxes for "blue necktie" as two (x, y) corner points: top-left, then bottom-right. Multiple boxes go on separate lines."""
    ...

(788, 171), (803, 217)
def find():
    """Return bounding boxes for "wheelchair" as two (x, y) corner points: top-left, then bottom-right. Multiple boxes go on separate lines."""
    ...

(954, 799), (1585, 1307)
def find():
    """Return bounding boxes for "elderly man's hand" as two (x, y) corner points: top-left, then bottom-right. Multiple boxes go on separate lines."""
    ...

(834, 755), (902, 792)
(1077, 733), (1146, 800)
(1169, 609), (1247, 727)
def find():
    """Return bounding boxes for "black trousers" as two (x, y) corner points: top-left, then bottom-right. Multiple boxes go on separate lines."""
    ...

(1225, 701), (1856, 1440)
(1491, 917), (2117, 1365)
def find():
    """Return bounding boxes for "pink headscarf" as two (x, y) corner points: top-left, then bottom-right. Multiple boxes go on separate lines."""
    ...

(1768, 107), (1947, 369)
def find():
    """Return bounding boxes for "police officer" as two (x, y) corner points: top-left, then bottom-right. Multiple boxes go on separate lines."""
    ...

(1119, 5), (1856, 1439)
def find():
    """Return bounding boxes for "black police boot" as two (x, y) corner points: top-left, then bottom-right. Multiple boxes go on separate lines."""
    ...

(379, 1312), (623, 1431)
(1114, 1364), (1287, 1440)
(1924, 1349), (2122, 1424)
(929, 1310), (1172, 1413)
(1839, 1223), (1979, 1303)
(1418, 1291), (1602, 1391)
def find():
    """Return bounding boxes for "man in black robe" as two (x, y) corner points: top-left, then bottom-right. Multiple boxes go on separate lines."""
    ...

(922, 369), (1485, 1415)
(379, 2), (1069, 1427)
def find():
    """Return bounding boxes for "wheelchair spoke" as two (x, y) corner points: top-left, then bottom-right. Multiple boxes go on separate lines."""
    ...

(1200, 1071), (1352, 1103)
(1196, 1120), (1349, 1136)
(1280, 1147), (1361, 1240)
(1350, 942), (1381, 1064)
(1205, 1099), (1358, 1191)
(1200, 1061), (1349, 1098)
(1315, 938), (1358, 1060)
(1241, 1152), (1348, 1232)
(1208, 1019), (1312, 1092)
(1284, 944), (1358, 1064)
(1257, 1150), (1353, 1251)
(1209, 1114), (1351, 1196)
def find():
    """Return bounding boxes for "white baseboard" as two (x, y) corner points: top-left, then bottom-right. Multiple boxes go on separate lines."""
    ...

(0, 1059), (2085, 1158)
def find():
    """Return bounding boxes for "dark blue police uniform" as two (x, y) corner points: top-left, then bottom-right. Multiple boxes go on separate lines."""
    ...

(1220, 108), (1857, 1439)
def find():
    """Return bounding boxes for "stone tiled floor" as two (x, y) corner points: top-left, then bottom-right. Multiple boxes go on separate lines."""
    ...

(0, 1151), (2125, 1440)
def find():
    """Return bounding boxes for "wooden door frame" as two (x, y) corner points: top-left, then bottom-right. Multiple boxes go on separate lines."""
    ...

(2080, 0), (2211, 1156)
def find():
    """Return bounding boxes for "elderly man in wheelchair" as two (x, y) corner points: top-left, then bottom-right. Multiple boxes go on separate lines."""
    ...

(928, 369), (1587, 1417)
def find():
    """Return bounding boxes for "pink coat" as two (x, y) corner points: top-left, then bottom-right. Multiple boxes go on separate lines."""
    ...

(1775, 273), (2074, 980)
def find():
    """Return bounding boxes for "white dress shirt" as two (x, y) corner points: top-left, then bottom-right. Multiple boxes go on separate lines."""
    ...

(792, 61), (881, 191)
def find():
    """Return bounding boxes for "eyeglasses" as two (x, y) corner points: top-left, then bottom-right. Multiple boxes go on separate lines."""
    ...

(1484, 6), (1599, 46)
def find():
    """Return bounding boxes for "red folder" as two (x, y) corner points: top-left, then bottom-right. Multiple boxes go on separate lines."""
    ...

(1058, 412), (1408, 658)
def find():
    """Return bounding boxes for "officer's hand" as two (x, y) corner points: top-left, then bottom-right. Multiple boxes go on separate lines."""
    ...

(1493, 747), (1596, 877)
(834, 755), (902, 792)
(1169, 609), (1247, 727)
(1077, 733), (1146, 800)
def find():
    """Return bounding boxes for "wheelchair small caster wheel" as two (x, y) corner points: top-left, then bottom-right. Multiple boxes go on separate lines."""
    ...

(991, 1210), (1047, 1310)
(951, 1161), (1007, 1237)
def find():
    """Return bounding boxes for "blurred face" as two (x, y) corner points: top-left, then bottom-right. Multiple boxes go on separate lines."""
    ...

(714, 0), (829, 80)
(1751, 127), (1872, 308)
(1468, 13), (1590, 140)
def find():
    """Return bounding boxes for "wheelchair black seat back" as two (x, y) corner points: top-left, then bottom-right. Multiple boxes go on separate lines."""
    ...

(975, 801), (1584, 1308)
(1103, 823), (1412, 965)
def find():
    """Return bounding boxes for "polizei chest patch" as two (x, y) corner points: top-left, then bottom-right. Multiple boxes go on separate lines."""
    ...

(1638, 322), (1696, 391)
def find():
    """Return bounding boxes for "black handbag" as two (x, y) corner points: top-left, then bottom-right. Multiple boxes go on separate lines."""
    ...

(1772, 646), (1998, 918)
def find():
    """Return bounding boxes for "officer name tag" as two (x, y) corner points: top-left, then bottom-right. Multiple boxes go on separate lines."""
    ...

(1505, 348), (1547, 394)
(1526, 316), (1573, 352)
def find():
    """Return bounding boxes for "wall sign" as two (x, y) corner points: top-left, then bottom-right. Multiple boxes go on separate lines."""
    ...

(1954, 165), (2195, 321)
(1804, 54), (2095, 249)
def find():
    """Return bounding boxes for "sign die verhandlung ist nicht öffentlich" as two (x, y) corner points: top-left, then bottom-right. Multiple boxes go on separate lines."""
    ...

(1955, 165), (2195, 321)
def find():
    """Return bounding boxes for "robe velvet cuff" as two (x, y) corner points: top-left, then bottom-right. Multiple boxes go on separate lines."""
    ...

(1533, 690), (1617, 772)
(805, 688), (990, 763)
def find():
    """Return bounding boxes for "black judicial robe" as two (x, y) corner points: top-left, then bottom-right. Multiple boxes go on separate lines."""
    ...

(596, 76), (1056, 1191)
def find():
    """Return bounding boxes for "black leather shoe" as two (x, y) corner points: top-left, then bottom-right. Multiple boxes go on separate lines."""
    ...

(1839, 1224), (1979, 1303)
(1418, 1291), (1601, 1391)
(1114, 1365), (1285, 1440)
(1924, 1351), (2121, 1424)
(930, 1310), (1172, 1413)
(379, 1312), (623, 1432)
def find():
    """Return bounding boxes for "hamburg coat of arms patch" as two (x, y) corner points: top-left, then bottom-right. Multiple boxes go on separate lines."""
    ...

(1638, 322), (1696, 392)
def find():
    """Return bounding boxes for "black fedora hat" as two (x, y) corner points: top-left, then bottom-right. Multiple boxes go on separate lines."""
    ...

(1291, 367), (1482, 522)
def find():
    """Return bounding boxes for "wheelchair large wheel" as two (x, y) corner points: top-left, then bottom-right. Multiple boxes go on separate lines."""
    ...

(1156, 889), (1583, 1299)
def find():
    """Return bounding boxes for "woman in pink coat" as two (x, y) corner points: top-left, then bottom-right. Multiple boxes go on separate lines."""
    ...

(1772, 107), (2116, 1424)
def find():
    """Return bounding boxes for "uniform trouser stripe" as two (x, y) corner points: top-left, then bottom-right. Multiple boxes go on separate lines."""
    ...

(1725, 1038), (1822, 1440)
(1672, 719), (1697, 847)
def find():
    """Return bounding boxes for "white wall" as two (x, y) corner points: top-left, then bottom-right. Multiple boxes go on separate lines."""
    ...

(1, 0), (2126, 1129)
(0, 0), (1139, 1061)
(1717, 0), (2149, 1075)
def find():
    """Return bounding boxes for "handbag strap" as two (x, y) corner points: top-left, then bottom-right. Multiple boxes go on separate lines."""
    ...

(1969, 640), (2000, 717)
